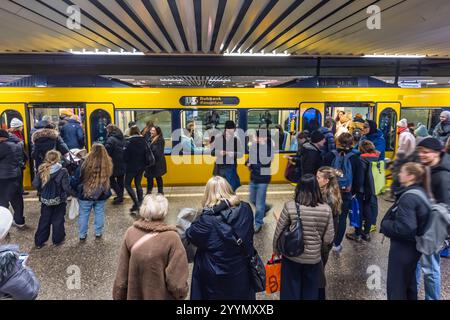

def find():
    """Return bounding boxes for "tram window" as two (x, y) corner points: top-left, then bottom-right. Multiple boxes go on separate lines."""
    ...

(29, 104), (85, 132)
(400, 108), (443, 136)
(179, 109), (238, 152)
(116, 109), (172, 152)
(247, 109), (298, 152)
(302, 108), (321, 133)
(0, 109), (22, 130)
(325, 102), (374, 137)
(379, 108), (397, 152)
(90, 109), (111, 145)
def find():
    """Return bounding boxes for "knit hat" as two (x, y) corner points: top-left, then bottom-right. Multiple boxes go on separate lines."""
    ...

(414, 124), (429, 137)
(310, 130), (325, 143)
(10, 118), (23, 128)
(417, 137), (443, 151)
(0, 129), (9, 139)
(224, 120), (236, 129)
(396, 118), (408, 128)
(440, 111), (450, 120)
(0, 206), (13, 240)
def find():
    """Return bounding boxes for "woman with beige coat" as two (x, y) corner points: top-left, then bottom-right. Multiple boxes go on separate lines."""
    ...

(113, 194), (189, 300)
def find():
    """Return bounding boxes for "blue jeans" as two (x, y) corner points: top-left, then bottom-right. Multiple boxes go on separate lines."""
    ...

(416, 253), (441, 300)
(78, 200), (106, 238)
(249, 182), (268, 227)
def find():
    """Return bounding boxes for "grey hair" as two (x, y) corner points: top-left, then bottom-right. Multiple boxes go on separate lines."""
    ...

(139, 194), (169, 221)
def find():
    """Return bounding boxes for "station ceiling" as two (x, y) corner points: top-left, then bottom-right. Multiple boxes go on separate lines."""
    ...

(0, 0), (449, 57)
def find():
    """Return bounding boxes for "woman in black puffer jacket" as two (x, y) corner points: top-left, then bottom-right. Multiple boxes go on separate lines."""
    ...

(145, 126), (167, 195)
(104, 125), (126, 205)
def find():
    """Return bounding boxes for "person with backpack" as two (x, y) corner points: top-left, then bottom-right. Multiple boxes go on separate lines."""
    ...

(123, 126), (149, 213)
(300, 130), (325, 176)
(273, 174), (334, 300)
(358, 120), (386, 160)
(185, 176), (256, 299)
(145, 126), (167, 195)
(416, 137), (450, 300)
(104, 124), (126, 205)
(380, 162), (431, 300)
(71, 144), (113, 241)
(316, 167), (342, 299)
(323, 132), (363, 252)
(319, 118), (336, 155)
(33, 150), (76, 248)
(31, 123), (69, 172)
(346, 141), (379, 242)
(113, 194), (189, 300)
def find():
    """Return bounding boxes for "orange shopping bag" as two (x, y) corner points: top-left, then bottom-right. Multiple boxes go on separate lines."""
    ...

(265, 254), (282, 294)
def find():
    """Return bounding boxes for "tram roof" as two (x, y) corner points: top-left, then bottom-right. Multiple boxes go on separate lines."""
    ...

(0, 0), (449, 58)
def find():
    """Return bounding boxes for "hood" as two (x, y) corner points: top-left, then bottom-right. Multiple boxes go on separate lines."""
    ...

(108, 130), (124, 140)
(366, 129), (383, 140)
(50, 163), (62, 175)
(0, 245), (19, 283)
(302, 142), (320, 151)
(7, 133), (21, 144)
(133, 219), (176, 233)
(32, 128), (58, 143)
(432, 153), (450, 173)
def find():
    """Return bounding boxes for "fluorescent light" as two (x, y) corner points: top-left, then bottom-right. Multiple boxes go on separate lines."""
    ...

(69, 49), (144, 55)
(364, 53), (425, 58)
(427, 82), (438, 85)
(223, 52), (290, 57)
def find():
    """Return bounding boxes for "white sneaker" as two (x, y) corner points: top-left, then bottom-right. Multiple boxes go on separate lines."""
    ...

(332, 244), (343, 253)
(12, 221), (25, 229)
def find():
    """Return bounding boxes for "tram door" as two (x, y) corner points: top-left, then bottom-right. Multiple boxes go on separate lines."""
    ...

(85, 103), (114, 148)
(376, 102), (401, 161)
(299, 102), (324, 132)
(0, 103), (31, 188)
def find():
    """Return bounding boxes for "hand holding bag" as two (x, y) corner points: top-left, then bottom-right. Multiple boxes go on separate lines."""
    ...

(277, 203), (304, 257)
(265, 254), (282, 294)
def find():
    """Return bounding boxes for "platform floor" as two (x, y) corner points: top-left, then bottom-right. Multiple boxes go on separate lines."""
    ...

(6, 184), (450, 300)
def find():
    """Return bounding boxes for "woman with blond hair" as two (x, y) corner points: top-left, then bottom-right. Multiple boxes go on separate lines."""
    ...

(186, 176), (256, 299)
(71, 144), (113, 240)
(381, 162), (431, 300)
(113, 194), (189, 300)
(33, 150), (76, 248)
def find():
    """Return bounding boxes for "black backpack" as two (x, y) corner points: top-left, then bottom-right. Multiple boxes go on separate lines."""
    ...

(40, 169), (65, 206)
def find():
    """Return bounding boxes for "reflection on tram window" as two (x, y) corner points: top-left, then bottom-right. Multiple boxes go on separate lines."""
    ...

(325, 102), (374, 138)
(180, 109), (238, 152)
(379, 108), (397, 152)
(90, 109), (111, 145)
(302, 108), (321, 133)
(400, 108), (443, 137)
(116, 109), (172, 152)
(247, 109), (298, 152)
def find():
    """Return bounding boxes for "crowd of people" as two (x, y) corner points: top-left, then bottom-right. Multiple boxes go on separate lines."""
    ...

(0, 110), (449, 300)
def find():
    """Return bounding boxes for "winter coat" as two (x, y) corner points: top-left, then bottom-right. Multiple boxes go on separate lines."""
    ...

(32, 164), (76, 205)
(31, 129), (69, 170)
(186, 201), (256, 300)
(212, 135), (244, 170)
(70, 166), (112, 201)
(273, 201), (334, 264)
(432, 121), (450, 145)
(320, 127), (336, 154)
(0, 140), (23, 179)
(123, 135), (148, 174)
(430, 153), (450, 206)
(145, 136), (167, 178)
(323, 148), (364, 198)
(246, 141), (272, 184)
(300, 142), (323, 176)
(360, 152), (380, 197)
(7, 134), (27, 169)
(60, 119), (85, 150)
(0, 245), (40, 300)
(397, 130), (416, 157)
(359, 129), (386, 160)
(113, 220), (189, 300)
(380, 185), (430, 243)
(104, 131), (126, 177)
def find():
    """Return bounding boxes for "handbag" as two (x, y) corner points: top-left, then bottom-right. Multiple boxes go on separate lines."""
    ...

(349, 196), (361, 228)
(277, 202), (304, 257)
(265, 254), (282, 294)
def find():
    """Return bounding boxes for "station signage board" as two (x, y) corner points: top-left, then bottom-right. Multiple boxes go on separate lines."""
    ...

(180, 96), (240, 106)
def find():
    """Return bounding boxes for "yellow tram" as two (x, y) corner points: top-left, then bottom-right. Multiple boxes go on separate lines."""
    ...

(0, 87), (448, 188)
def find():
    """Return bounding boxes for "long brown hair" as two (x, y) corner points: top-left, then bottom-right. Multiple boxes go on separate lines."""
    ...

(38, 150), (61, 186)
(141, 120), (154, 136)
(317, 167), (343, 215)
(152, 126), (164, 144)
(81, 144), (113, 198)
(401, 162), (432, 197)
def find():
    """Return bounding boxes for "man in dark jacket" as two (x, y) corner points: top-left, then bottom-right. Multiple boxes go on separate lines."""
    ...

(60, 116), (85, 150)
(0, 129), (25, 227)
(31, 127), (69, 172)
(432, 111), (450, 145)
(300, 130), (325, 176)
(416, 137), (450, 300)
(105, 125), (126, 205)
(319, 117), (336, 155)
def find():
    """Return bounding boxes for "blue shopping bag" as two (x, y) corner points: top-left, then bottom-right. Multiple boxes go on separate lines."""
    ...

(349, 196), (361, 228)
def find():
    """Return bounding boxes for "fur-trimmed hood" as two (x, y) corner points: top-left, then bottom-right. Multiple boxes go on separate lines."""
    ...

(133, 219), (177, 233)
(32, 128), (58, 144)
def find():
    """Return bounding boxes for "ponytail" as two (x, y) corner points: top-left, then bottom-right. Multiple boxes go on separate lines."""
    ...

(38, 150), (61, 186)
(401, 162), (433, 198)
